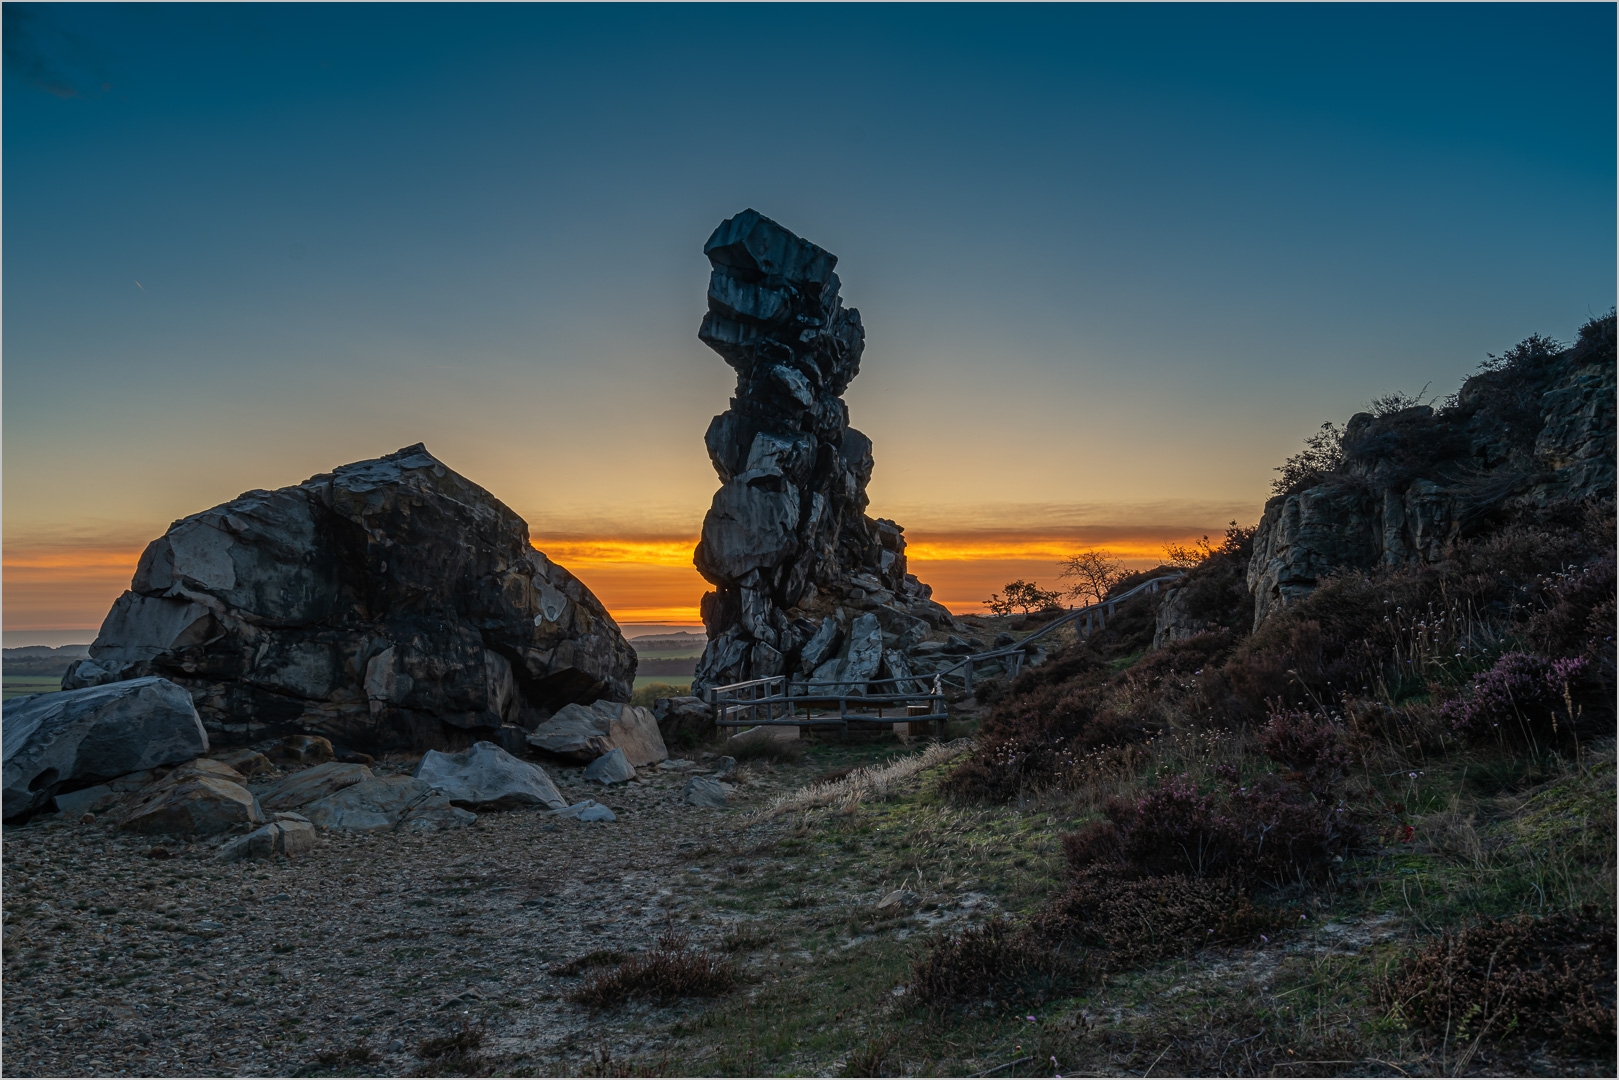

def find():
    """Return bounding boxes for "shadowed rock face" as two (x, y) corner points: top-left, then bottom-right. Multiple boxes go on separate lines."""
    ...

(66, 444), (636, 750)
(692, 210), (951, 692)
(1248, 314), (1617, 625)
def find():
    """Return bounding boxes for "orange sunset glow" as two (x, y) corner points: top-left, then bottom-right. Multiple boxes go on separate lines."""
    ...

(5, 533), (1216, 635)
(2, 528), (1216, 633)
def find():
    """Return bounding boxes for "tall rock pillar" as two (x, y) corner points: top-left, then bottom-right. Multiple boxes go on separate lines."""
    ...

(692, 209), (953, 694)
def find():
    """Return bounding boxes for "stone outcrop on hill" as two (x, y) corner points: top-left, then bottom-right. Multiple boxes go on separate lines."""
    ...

(2, 678), (209, 821)
(691, 209), (955, 693)
(64, 445), (637, 751)
(1248, 315), (1617, 625)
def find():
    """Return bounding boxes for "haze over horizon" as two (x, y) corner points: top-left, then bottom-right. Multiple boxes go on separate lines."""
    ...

(4, 3), (1613, 643)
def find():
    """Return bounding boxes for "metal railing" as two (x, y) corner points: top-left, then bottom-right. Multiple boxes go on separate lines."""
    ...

(933, 572), (1184, 690)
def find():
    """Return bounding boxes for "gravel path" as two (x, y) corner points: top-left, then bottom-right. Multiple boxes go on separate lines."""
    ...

(1, 760), (761, 1077)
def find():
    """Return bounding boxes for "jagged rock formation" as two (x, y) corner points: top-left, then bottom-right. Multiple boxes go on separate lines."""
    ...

(1249, 314), (1617, 625)
(65, 445), (636, 750)
(691, 210), (953, 692)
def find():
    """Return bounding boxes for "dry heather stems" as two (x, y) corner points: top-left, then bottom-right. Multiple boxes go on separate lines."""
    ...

(751, 740), (972, 821)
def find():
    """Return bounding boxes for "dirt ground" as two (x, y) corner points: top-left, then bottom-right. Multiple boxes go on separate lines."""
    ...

(0, 736), (995, 1078)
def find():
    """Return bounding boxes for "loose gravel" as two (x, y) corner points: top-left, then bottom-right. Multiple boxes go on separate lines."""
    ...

(1, 759), (756, 1077)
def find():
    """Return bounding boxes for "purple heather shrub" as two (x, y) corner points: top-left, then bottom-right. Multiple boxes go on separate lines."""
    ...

(1441, 652), (1588, 744)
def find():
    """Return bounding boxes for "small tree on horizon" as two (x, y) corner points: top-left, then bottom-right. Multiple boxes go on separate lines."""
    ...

(985, 579), (1064, 616)
(1058, 549), (1125, 607)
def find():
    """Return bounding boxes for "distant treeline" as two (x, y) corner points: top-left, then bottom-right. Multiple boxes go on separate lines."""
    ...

(2, 645), (89, 677)
(637, 657), (698, 676)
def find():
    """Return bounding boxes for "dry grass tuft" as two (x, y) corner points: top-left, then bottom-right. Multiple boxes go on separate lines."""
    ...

(752, 740), (972, 821)
(569, 929), (738, 1007)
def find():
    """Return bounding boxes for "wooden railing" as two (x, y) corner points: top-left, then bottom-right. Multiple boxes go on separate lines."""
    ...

(704, 572), (1184, 734)
(933, 572), (1184, 690)
(705, 673), (948, 740)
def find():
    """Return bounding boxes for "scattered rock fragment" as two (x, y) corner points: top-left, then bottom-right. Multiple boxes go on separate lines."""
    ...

(119, 774), (265, 835)
(683, 775), (729, 808)
(302, 775), (432, 832)
(258, 761), (372, 811)
(584, 748), (635, 785)
(412, 741), (566, 810)
(211, 748), (274, 778)
(216, 817), (317, 861)
(528, 700), (668, 766)
(549, 799), (617, 822)
(271, 735), (333, 766)
(527, 703), (614, 761)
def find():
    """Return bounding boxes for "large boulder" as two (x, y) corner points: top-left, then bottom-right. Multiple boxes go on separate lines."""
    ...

(690, 211), (946, 693)
(62, 444), (637, 751)
(119, 773), (264, 835)
(413, 741), (566, 810)
(2, 678), (208, 821)
(527, 700), (667, 766)
(1248, 317), (1617, 626)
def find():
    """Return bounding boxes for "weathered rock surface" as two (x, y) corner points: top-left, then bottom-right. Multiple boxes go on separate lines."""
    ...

(212, 749), (274, 779)
(690, 210), (949, 694)
(258, 762), (372, 811)
(583, 748), (635, 785)
(527, 701), (667, 766)
(652, 695), (712, 747)
(62, 444), (637, 751)
(682, 775), (730, 807)
(413, 741), (566, 810)
(526, 703), (613, 761)
(119, 774), (265, 835)
(2, 678), (209, 821)
(302, 775), (436, 832)
(402, 797), (478, 832)
(1249, 316), (1617, 625)
(271, 736), (333, 766)
(549, 799), (617, 822)
(216, 816), (318, 861)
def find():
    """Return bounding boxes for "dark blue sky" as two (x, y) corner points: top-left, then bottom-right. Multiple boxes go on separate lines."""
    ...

(4, 2), (1614, 630)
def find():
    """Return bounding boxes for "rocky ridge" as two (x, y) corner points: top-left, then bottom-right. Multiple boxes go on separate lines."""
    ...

(1246, 314), (1617, 625)
(692, 210), (956, 694)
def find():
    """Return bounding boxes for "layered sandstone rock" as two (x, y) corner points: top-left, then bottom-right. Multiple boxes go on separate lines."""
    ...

(691, 210), (954, 692)
(65, 444), (637, 750)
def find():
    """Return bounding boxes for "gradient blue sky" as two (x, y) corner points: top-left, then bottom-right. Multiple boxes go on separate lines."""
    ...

(4, 2), (1614, 636)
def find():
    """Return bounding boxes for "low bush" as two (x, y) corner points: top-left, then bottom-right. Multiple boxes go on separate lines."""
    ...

(1440, 652), (1587, 747)
(417, 1024), (484, 1060)
(1387, 908), (1616, 1057)
(909, 918), (1075, 1008)
(1065, 772), (1354, 890)
(728, 731), (806, 763)
(569, 930), (738, 1007)
(629, 682), (686, 708)
(1031, 869), (1277, 971)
